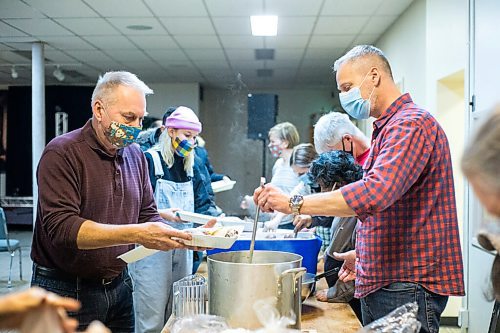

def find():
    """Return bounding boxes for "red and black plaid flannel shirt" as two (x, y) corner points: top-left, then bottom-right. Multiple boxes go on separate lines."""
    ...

(341, 93), (465, 298)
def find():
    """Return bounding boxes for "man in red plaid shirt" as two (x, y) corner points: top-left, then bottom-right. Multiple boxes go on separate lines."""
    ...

(254, 45), (464, 333)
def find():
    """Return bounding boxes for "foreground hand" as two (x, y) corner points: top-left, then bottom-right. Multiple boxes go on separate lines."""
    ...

(158, 208), (181, 222)
(333, 250), (356, 282)
(253, 184), (291, 214)
(0, 287), (80, 331)
(140, 222), (192, 251)
(315, 289), (328, 302)
(293, 214), (312, 231)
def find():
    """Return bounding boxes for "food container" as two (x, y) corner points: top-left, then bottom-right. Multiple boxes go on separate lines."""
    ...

(208, 250), (305, 330)
(173, 274), (207, 318)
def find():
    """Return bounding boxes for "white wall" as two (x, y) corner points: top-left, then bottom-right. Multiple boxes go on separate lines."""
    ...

(377, 0), (427, 107)
(146, 82), (199, 119)
(199, 87), (336, 215)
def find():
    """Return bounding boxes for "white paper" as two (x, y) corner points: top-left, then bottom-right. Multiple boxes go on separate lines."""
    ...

(117, 245), (159, 263)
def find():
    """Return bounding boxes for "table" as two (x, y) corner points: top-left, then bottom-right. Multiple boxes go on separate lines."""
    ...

(301, 276), (361, 332)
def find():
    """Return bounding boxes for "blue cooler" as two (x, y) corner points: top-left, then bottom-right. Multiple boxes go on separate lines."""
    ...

(207, 234), (322, 274)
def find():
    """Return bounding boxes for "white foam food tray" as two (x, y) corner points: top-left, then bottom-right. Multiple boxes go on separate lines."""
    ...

(211, 180), (236, 193)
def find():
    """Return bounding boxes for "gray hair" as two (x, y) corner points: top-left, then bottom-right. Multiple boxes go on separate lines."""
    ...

(313, 112), (364, 154)
(91, 71), (153, 107)
(462, 106), (500, 193)
(333, 45), (393, 79)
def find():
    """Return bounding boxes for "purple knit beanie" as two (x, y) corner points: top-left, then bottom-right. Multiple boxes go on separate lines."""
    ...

(165, 106), (202, 133)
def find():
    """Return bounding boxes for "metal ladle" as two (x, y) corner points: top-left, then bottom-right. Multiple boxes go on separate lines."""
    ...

(249, 177), (266, 263)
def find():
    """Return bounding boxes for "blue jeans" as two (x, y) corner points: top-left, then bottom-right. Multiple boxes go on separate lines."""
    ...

(31, 263), (134, 332)
(361, 282), (448, 333)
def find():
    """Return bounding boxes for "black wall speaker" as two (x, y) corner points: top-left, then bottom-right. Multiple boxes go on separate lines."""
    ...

(247, 93), (278, 140)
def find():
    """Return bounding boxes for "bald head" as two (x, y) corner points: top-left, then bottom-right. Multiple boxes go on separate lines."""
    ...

(333, 45), (393, 80)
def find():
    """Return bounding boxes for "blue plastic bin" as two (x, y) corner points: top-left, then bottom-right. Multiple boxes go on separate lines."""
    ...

(207, 236), (322, 274)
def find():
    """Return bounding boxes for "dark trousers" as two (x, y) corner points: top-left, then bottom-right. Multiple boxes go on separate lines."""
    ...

(31, 263), (134, 332)
(361, 282), (448, 333)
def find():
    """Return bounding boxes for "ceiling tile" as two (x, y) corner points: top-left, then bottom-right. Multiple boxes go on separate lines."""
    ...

(185, 49), (225, 61)
(277, 17), (316, 36)
(275, 48), (305, 58)
(212, 17), (252, 35)
(0, 0), (44, 19)
(272, 59), (301, 68)
(376, 0), (414, 15)
(129, 35), (178, 49)
(304, 47), (345, 60)
(230, 59), (264, 70)
(145, 0), (207, 17)
(0, 21), (29, 37)
(40, 36), (96, 50)
(315, 16), (369, 35)
(351, 34), (380, 46)
(107, 18), (165, 35)
(66, 50), (115, 63)
(25, 0), (98, 18)
(44, 49), (80, 62)
(54, 18), (118, 35)
(194, 60), (231, 70)
(106, 49), (151, 62)
(4, 18), (73, 36)
(219, 36), (264, 49)
(322, 0), (383, 16)
(83, 36), (135, 50)
(206, 0), (263, 17)
(84, 0), (152, 17)
(159, 17), (215, 35)
(1, 40), (37, 50)
(175, 35), (220, 49)
(0, 43), (14, 51)
(146, 49), (188, 62)
(224, 49), (255, 61)
(361, 15), (398, 35)
(266, 0), (323, 16)
(308, 35), (354, 49)
(265, 35), (309, 49)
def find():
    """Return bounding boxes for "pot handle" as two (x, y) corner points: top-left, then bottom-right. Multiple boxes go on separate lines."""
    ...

(278, 267), (306, 296)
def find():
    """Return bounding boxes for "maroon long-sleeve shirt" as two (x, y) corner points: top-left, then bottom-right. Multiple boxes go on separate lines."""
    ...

(31, 119), (163, 279)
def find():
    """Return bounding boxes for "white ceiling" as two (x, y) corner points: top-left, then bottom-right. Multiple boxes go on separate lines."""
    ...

(0, 0), (414, 89)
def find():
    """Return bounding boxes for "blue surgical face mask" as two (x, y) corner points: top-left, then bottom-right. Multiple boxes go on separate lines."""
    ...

(339, 72), (375, 120)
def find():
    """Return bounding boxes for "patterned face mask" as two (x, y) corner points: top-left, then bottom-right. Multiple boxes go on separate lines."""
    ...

(106, 121), (142, 148)
(172, 136), (195, 157)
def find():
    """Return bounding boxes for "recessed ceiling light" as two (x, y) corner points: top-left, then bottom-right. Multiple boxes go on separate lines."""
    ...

(250, 16), (278, 36)
(126, 25), (153, 31)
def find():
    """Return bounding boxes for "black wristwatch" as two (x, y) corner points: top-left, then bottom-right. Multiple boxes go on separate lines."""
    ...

(289, 194), (304, 215)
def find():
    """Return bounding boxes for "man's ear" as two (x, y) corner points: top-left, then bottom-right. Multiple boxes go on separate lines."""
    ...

(93, 100), (104, 122)
(371, 67), (381, 87)
(343, 134), (353, 142)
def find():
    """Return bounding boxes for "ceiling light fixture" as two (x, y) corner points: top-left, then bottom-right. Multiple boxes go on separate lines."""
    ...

(250, 16), (278, 36)
(53, 65), (65, 81)
(11, 66), (18, 79)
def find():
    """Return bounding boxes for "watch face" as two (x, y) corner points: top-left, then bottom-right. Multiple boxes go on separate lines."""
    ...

(291, 195), (303, 205)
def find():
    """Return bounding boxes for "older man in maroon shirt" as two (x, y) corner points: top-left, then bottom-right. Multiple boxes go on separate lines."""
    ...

(254, 45), (464, 333)
(30, 71), (206, 332)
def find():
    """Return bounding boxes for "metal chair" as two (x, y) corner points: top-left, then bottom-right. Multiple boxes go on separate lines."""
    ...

(0, 207), (23, 288)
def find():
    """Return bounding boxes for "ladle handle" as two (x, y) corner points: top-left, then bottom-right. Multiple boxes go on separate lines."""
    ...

(249, 177), (266, 262)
